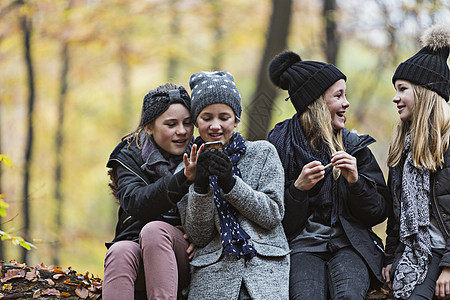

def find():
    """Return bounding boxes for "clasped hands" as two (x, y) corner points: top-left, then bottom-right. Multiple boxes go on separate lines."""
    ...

(294, 151), (358, 192)
(194, 148), (235, 194)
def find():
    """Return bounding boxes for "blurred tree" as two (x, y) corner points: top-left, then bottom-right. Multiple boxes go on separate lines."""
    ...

(246, 0), (293, 141)
(53, 0), (73, 267)
(323, 0), (339, 65)
(210, 0), (224, 70)
(19, 0), (35, 264)
(167, 0), (181, 80)
(0, 98), (3, 259)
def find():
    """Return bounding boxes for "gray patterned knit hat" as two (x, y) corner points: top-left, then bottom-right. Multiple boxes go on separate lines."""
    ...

(189, 71), (242, 122)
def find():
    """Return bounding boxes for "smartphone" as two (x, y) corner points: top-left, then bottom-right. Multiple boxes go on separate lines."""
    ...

(203, 141), (223, 151)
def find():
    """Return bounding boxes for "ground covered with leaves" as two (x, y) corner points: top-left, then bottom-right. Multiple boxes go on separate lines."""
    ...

(0, 261), (101, 299)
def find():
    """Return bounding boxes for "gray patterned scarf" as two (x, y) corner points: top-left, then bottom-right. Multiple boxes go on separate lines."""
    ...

(391, 135), (432, 299)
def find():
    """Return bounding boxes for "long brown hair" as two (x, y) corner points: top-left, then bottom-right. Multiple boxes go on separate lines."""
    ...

(300, 95), (345, 154)
(387, 83), (450, 171)
(108, 83), (181, 200)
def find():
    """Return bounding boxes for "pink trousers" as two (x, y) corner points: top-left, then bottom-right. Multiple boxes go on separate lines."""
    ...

(102, 221), (190, 300)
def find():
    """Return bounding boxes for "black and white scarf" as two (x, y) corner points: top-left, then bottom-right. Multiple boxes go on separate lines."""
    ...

(391, 135), (432, 299)
(195, 133), (257, 264)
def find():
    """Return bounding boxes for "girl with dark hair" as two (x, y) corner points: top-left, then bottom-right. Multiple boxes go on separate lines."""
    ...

(103, 83), (197, 300)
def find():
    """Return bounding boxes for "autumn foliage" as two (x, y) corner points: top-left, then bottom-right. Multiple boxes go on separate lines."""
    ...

(0, 260), (101, 299)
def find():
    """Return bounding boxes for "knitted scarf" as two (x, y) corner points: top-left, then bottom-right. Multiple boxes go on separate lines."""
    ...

(194, 133), (257, 264)
(141, 134), (183, 176)
(267, 115), (338, 225)
(391, 135), (432, 299)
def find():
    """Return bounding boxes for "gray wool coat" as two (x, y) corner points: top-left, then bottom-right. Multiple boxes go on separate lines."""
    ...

(178, 140), (290, 300)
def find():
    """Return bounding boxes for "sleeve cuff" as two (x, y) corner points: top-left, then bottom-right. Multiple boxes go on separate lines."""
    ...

(288, 182), (308, 200)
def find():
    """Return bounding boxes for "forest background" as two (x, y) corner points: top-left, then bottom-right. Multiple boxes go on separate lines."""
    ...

(0, 0), (449, 278)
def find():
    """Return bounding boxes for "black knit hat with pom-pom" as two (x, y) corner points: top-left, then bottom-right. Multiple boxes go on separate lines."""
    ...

(268, 51), (346, 114)
(392, 24), (450, 101)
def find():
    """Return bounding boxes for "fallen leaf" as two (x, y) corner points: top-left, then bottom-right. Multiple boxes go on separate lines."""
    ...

(53, 273), (65, 280)
(2, 284), (12, 291)
(0, 292), (4, 299)
(26, 268), (39, 282)
(88, 292), (101, 300)
(45, 279), (55, 286)
(1, 269), (26, 282)
(75, 285), (89, 299)
(42, 288), (60, 296)
(33, 289), (42, 298)
(60, 292), (71, 297)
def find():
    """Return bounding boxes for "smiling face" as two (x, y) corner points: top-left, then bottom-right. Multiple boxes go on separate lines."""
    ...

(323, 79), (349, 130)
(196, 103), (238, 146)
(393, 80), (415, 122)
(145, 103), (193, 156)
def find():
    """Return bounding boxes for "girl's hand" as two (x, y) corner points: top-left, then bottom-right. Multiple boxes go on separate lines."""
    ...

(382, 264), (392, 284)
(331, 151), (358, 184)
(435, 267), (450, 299)
(184, 233), (196, 260)
(183, 144), (204, 181)
(294, 161), (325, 191)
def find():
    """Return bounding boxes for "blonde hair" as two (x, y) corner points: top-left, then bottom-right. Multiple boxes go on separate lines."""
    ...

(387, 83), (450, 171)
(123, 83), (180, 149)
(300, 95), (345, 154)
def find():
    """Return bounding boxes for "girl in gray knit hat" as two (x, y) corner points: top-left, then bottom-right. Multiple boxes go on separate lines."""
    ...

(103, 83), (198, 299)
(267, 51), (389, 299)
(178, 71), (290, 299)
(383, 24), (450, 299)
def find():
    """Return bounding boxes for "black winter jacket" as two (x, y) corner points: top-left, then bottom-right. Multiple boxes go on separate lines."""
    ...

(105, 137), (191, 248)
(282, 129), (389, 283)
(385, 146), (450, 268)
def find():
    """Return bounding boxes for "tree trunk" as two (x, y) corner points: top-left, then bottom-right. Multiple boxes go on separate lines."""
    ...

(119, 40), (132, 134)
(53, 41), (69, 267)
(0, 96), (4, 260)
(167, 0), (180, 80)
(323, 0), (339, 65)
(245, 0), (293, 141)
(210, 0), (224, 70)
(20, 0), (35, 264)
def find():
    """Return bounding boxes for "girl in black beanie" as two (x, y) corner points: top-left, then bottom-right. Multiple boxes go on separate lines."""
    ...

(383, 24), (450, 299)
(267, 52), (389, 299)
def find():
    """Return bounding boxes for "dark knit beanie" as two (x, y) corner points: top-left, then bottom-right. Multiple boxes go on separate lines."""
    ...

(141, 85), (191, 127)
(268, 51), (346, 114)
(189, 71), (242, 122)
(392, 24), (450, 101)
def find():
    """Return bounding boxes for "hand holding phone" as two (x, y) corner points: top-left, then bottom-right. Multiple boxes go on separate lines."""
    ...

(203, 141), (223, 151)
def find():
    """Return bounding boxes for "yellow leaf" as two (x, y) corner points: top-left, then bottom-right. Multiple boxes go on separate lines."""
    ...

(0, 155), (12, 167)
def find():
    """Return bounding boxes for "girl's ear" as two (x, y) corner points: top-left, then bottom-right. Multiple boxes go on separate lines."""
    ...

(144, 124), (153, 135)
(307, 105), (311, 109)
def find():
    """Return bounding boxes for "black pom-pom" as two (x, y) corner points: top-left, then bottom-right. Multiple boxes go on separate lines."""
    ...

(268, 51), (301, 89)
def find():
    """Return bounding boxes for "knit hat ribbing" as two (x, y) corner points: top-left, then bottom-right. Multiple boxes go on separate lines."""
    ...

(141, 86), (191, 127)
(268, 51), (346, 114)
(392, 24), (450, 101)
(189, 71), (242, 122)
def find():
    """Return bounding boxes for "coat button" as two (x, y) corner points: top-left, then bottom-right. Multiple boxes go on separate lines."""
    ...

(443, 214), (447, 218)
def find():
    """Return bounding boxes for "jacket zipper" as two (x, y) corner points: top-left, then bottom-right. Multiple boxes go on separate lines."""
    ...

(110, 158), (149, 225)
(109, 158), (149, 185)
